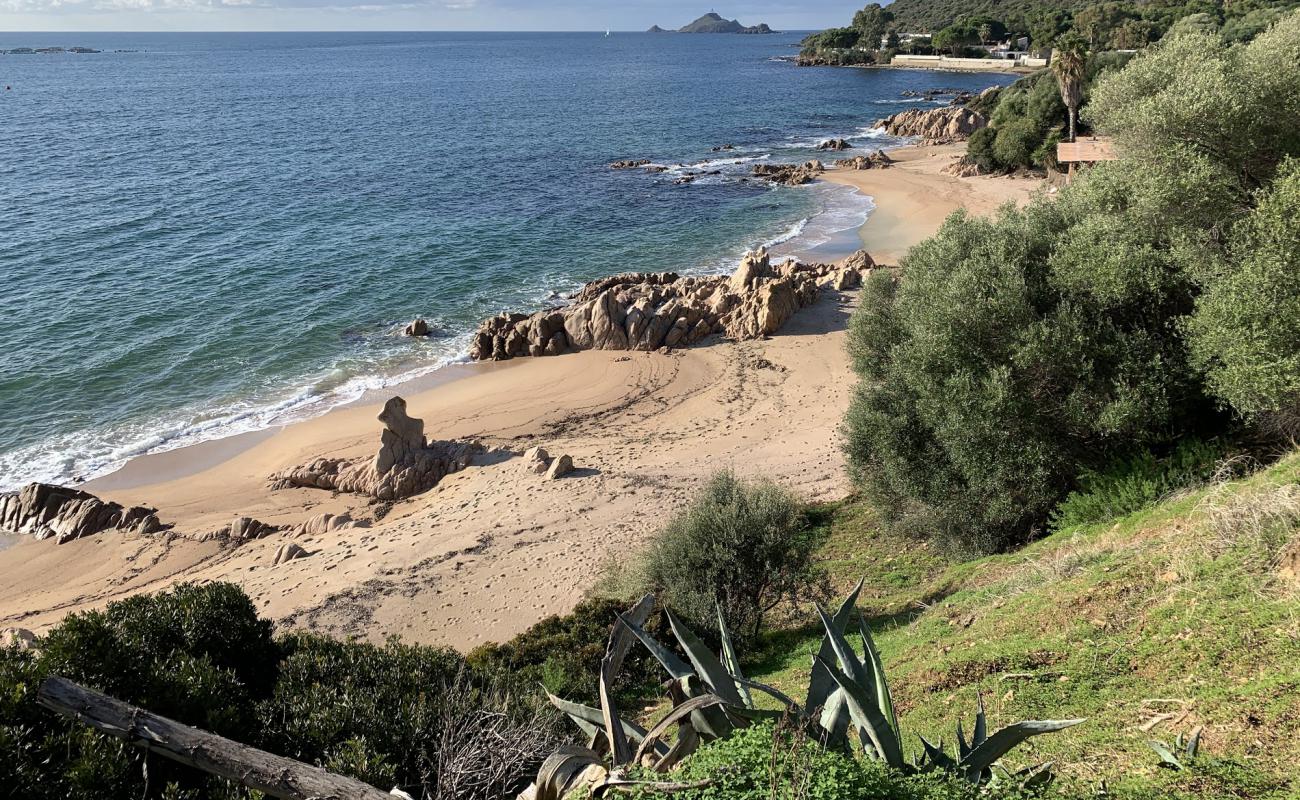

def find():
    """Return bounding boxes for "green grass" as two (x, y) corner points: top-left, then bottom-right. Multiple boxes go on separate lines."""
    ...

(741, 453), (1300, 798)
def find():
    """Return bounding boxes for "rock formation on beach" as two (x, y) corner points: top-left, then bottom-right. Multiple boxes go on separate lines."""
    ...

(270, 396), (485, 501)
(0, 482), (163, 544)
(834, 150), (894, 170)
(751, 160), (824, 186)
(874, 106), (987, 145)
(468, 247), (873, 362)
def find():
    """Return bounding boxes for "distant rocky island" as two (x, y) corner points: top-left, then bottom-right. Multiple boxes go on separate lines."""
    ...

(648, 12), (776, 34)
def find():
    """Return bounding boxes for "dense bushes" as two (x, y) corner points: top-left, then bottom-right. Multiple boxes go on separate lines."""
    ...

(844, 13), (1300, 553)
(465, 596), (666, 708)
(965, 50), (1134, 174)
(1049, 438), (1230, 529)
(629, 470), (826, 640)
(0, 583), (562, 800)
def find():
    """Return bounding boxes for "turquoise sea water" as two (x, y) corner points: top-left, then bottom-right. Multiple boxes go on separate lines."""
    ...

(0, 32), (1012, 489)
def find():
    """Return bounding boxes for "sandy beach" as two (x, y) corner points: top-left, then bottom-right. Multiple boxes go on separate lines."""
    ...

(0, 142), (1042, 650)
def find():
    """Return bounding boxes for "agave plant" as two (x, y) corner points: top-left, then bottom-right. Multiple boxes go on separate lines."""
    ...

(521, 581), (1085, 799)
(1147, 726), (1203, 770)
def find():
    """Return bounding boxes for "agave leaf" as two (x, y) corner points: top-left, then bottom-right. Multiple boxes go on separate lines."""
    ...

(859, 617), (899, 747)
(917, 734), (957, 773)
(665, 608), (746, 707)
(653, 719), (700, 772)
(534, 745), (603, 800)
(716, 602), (754, 709)
(545, 691), (669, 758)
(973, 693), (988, 748)
(957, 719), (970, 761)
(815, 605), (869, 686)
(813, 654), (905, 767)
(816, 689), (853, 751)
(1147, 739), (1185, 770)
(961, 719), (1086, 782)
(632, 693), (727, 767)
(733, 675), (804, 715)
(1018, 762), (1056, 789)
(615, 611), (694, 682)
(600, 595), (655, 766)
(1185, 726), (1203, 759)
(805, 580), (864, 715)
(689, 702), (737, 741)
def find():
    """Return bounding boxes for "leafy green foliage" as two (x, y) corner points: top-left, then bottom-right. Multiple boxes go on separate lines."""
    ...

(0, 582), (563, 800)
(618, 721), (1043, 800)
(465, 597), (666, 708)
(1050, 438), (1230, 530)
(844, 13), (1300, 552)
(633, 470), (826, 640)
(1186, 159), (1300, 421)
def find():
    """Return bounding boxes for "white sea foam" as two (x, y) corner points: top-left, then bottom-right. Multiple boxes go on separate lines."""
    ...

(0, 333), (475, 491)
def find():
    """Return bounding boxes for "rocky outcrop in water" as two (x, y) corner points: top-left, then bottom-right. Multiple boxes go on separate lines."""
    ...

(469, 248), (873, 362)
(0, 483), (163, 545)
(270, 397), (484, 501)
(834, 150), (894, 170)
(751, 160), (824, 186)
(875, 107), (987, 145)
(817, 138), (853, 151)
(610, 159), (651, 169)
(404, 318), (430, 337)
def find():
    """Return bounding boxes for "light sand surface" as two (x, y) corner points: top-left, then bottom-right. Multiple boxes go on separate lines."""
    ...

(0, 143), (1041, 650)
(824, 142), (1043, 264)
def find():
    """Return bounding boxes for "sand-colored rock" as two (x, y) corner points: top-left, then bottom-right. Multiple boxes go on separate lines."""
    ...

(751, 160), (824, 186)
(2, 627), (37, 650)
(546, 454), (575, 480)
(270, 397), (485, 501)
(404, 318), (430, 337)
(875, 106), (987, 145)
(469, 248), (848, 362)
(0, 483), (162, 545)
(272, 542), (310, 565)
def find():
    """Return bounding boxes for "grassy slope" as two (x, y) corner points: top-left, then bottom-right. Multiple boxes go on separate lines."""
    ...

(745, 453), (1300, 797)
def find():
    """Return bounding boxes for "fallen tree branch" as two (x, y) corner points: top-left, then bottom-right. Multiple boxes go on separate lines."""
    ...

(37, 676), (392, 800)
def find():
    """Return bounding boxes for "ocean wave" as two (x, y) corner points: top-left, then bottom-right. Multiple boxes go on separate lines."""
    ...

(0, 334), (474, 491)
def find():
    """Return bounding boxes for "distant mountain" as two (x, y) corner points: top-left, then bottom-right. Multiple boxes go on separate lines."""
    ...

(648, 12), (776, 34)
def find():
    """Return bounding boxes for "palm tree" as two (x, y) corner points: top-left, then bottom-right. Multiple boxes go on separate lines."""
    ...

(1051, 38), (1087, 142)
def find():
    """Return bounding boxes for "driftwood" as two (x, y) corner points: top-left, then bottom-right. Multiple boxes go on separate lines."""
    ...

(36, 676), (393, 800)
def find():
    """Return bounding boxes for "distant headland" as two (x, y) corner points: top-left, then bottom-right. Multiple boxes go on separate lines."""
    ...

(649, 12), (776, 34)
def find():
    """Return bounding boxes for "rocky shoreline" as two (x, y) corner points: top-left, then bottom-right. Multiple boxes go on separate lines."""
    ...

(468, 247), (876, 362)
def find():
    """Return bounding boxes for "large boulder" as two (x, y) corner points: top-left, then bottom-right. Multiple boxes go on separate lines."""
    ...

(270, 397), (486, 501)
(465, 247), (869, 363)
(272, 542), (310, 565)
(751, 160), (824, 186)
(874, 107), (987, 145)
(0, 483), (163, 545)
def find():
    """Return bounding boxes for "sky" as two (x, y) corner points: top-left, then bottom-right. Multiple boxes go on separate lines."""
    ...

(0, 0), (862, 32)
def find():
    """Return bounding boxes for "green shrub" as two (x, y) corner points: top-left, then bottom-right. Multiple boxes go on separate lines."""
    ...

(634, 470), (825, 640)
(992, 118), (1042, 170)
(0, 582), (563, 800)
(1186, 159), (1300, 423)
(844, 13), (1300, 553)
(464, 596), (666, 708)
(617, 722), (1044, 800)
(965, 126), (1000, 173)
(1050, 438), (1230, 530)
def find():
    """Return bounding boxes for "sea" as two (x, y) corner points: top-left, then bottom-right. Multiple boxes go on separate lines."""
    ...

(0, 31), (1013, 490)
